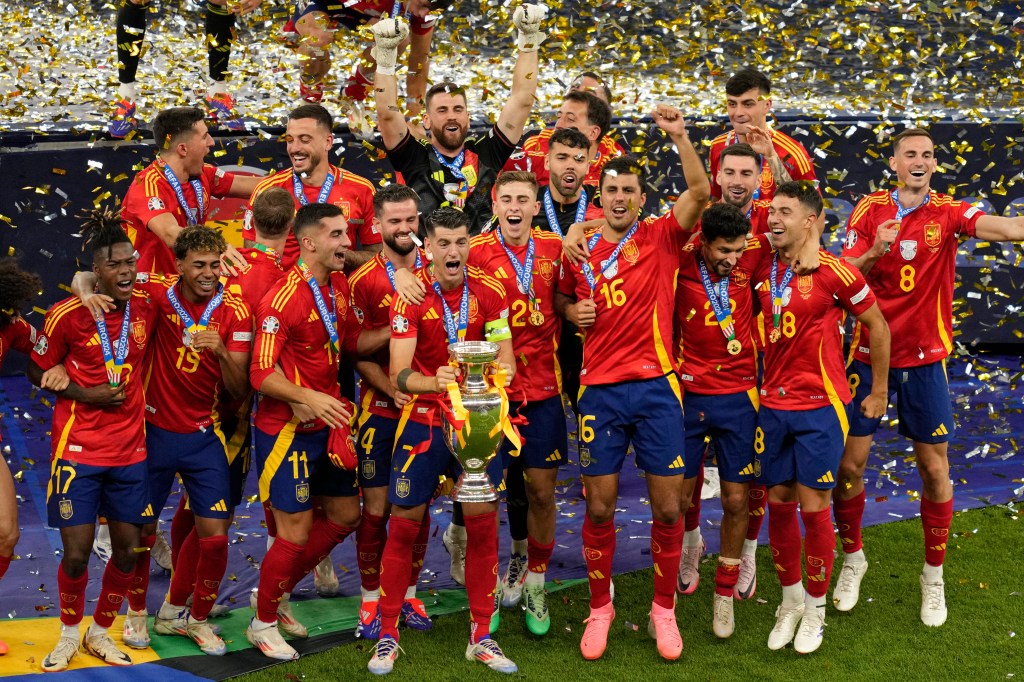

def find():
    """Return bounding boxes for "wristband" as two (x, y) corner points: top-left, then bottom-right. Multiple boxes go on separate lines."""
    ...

(397, 367), (414, 393)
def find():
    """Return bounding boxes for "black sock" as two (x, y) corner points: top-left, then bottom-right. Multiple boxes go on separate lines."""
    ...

(205, 1), (236, 83)
(505, 458), (529, 542)
(116, 0), (149, 84)
(451, 501), (464, 527)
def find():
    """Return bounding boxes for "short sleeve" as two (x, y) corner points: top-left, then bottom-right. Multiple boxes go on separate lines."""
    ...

(950, 200), (984, 239)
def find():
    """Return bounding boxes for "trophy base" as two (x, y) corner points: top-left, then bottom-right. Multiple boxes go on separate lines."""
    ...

(451, 472), (498, 503)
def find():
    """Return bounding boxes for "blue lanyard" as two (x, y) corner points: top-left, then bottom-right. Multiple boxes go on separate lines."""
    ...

(432, 147), (466, 182)
(383, 251), (423, 291)
(496, 228), (536, 302)
(297, 259), (340, 357)
(542, 187), (587, 238)
(769, 252), (795, 333)
(292, 168), (336, 206)
(431, 271), (469, 345)
(892, 189), (930, 221)
(581, 220), (639, 293)
(728, 132), (764, 201)
(697, 257), (734, 341)
(95, 300), (133, 387)
(163, 165), (205, 225)
(166, 282), (224, 343)
(390, 0), (411, 18)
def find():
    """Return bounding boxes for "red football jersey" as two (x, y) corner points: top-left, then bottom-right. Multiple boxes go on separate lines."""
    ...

(339, 0), (435, 32)
(389, 267), (509, 425)
(558, 211), (690, 386)
(748, 200), (771, 236)
(502, 129), (626, 187)
(32, 291), (159, 466)
(676, 234), (771, 394)
(842, 190), (982, 369)
(708, 130), (816, 202)
(142, 278), (253, 433)
(225, 246), (287, 313)
(0, 317), (36, 368)
(348, 252), (422, 419)
(753, 252), (875, 410)
(243, 166), (378, 268)
(469, 229), (563, 402)
(121, 160), (237, 276)
(251, 267), (361, 433)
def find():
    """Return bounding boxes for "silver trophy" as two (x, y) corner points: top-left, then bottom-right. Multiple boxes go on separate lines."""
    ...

(442, 341), (508, 502)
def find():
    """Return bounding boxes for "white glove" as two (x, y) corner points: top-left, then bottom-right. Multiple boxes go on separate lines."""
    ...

(513, 4), (547, 52)
(370, 18), (410, 75)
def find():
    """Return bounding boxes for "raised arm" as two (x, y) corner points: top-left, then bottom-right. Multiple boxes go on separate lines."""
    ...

(371, 18), (413, 150)
(651, 104), (710, 231)
(494, 4), (546, 144)
(974, 214), (1024, 242)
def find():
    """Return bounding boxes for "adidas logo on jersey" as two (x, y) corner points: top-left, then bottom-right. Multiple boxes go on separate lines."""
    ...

(667, 455), (685, 470)
(423, 308), (440, 320)
(932, 424), (949, 437)
(816, 471), (835, 484)
(210, 499), (228, 512)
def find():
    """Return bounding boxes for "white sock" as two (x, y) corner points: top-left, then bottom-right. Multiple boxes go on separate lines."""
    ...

(447, 523), (466, 541)
(525, 571), (544, 586)
(845, 548), (867, 565)
(60, 623), (80, 639)
(683, 528), (703, 547)
(251, 616), (277, 630)
(405, 585), (416, 600)
(117, 82), (138, 101)
(157, 601), (182, 619)
(207, 80), (228, 96)
(511, 539), (528, 557)
(361, 587), (381, 601)
(87, 623), (108, 637)
(782, 582), (804, 606)
(805, 593), (826, 610)
(922, 563), (943, 582)
(742, 538), (758, 555)
(280, 591), (291, 605)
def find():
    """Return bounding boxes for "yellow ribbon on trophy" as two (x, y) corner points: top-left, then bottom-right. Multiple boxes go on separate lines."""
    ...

(444, 364), (522, 456)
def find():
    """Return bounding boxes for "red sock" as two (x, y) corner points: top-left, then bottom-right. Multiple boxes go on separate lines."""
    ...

(94, 562), (133, 628)
(263, 501), (277, 539)
(0, 554), (10, 580)
(684, 467), (704, 532)
(715, 561), (740, 597)
(169, 497), (195, 569)
(920, 497), (953, 567)
(767, 501), (802, 587)
(343, 67), (374, 100)
(288, 516), (355, 590)
(127, 534), (156, 611)
(651, 517), (683, 609)
(527, 535), (554, 574)
(464, 511), (499, 643)
(57, 564), (89, 626)
(801, 509), (835, 599)
(256, 537), (303, 623)
(834, 489), (866, 553)
(190, 535), (228, 620)
(379, 516), (419, 639)
(168, 530), (200, 607)
(356, 510), (388, 593)
(582, 515), (616, 609)
(409, 513), (430, 589)
(746, 484), (768, 541)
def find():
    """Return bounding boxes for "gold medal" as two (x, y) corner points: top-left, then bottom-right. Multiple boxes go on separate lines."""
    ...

(727, 339), (742, 355)
(769, 328), (781, 343)
(529, 310), (545, 326)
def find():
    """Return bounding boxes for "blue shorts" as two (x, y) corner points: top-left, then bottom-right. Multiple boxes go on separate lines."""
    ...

(389, 417), (505, 507)
(254, 424), (359, 513)
(683, 389), (759, 483)
(147, 424), (233, 520)
(501, 395), (568, 470)
(46, 458), (152, 528)
(846, 359), (954, 444)
(755, 404), (849, 490)
(221, 414), (252, 510)
(576, 374), (686, 477)
(357, 412), (399, 489)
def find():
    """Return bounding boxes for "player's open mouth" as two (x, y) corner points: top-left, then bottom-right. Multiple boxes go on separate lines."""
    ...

(290, 153), (308, 165)
(443, 259), (461, 275)
(334, 250), (346, 263)
(196, 280), (216, 292)
(506, 214), (523, 225)
(910, 170), (926, 177)
(394, 232), (413, 244)
(728, 187), (746, 199)
(445, 125), (459, 133)
(562, 173), (576, 186)
(115, 279), (133, 293)
(611, 206), (628, 217)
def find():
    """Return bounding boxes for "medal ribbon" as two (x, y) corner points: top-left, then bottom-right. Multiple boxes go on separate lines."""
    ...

(581, 220), (639, 293)
(431, 269), (470, 345)
(292, 168), (336, 206)
(892, 189), (930, 221)
(769, 252), (795, 334)
(297, 259), (340, 357)
(390, 0), (412, 18)
(166, 282), (224, 338)
(431, 147), (467, 182)
(496, 228), (536, 305)
(95, 300), (133, 387)
(697, 257), (735, 343)
(542, 187), (588, 238)
(384, 250), (423, 291)
(252, 241), (281, 264)
(163, 165), (205, 225)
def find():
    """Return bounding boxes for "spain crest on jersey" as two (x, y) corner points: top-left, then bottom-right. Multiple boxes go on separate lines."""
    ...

(732, 270), (749, 288)
(924, 222), (942, 248)
(621, 239), (640, 264)
(59, 498), (74, 520)
(468, 295), (479, 322)
(334, 200), (351, 218)
(361, 460), (375, 480)
(295, 482), (310, 503)
(797, 274), (814, 298)
(132, 320), (147, 345)
(537, 259), (555, 282)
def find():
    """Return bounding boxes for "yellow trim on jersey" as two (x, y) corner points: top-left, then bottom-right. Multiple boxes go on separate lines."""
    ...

(848, 192), (890, 226)
(821, 253), (856, 286)
(222, 417), (251, 465)
(819, 339), (850, 443)
(774, 133), (812, 174)
(746, 386), (760, 411)
(45, 456), (59, 503)
(43, 298), (83, 336)
(258, 421), (296, 502)
(652, 302), (677, 376)
(847, 321), (863, 368)
(665, 371), (683, 406)
(270, 275), (300, 311)
(357, 391), (376, 432)
(393, 400), (417, 460)
(937, 293), (952, 355)
(53, 402), (78, 460)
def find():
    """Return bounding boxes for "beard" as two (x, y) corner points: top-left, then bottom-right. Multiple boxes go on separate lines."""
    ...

(432, 123), (468, 153)
(384, 232), (417, 256)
